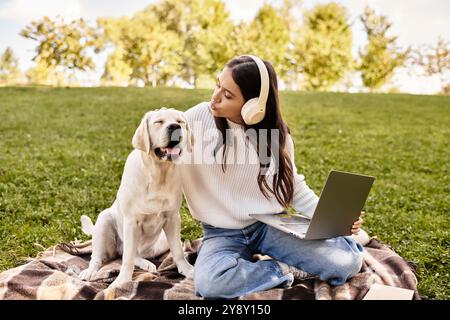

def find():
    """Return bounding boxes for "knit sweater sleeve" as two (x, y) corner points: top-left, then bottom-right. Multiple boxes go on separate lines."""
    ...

(285, 134), (319, 218)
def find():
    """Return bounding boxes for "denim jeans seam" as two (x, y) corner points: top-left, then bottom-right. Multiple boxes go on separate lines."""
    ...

(268, 259), (294, 288)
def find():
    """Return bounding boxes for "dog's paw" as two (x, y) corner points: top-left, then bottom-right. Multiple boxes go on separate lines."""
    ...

(177, 260), (194, 279)
(109, 274), (130, 289)
(79, 268), (97, 281)
(134, 257), (157, 273)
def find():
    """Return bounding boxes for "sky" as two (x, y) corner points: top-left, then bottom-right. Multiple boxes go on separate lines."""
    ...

(0, 0), (449, 93)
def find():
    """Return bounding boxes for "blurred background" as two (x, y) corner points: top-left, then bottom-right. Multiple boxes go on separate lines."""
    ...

(0, 0), (449, 94)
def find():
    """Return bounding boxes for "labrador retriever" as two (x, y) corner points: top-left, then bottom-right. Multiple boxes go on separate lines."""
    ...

(78, 108), (194, 289)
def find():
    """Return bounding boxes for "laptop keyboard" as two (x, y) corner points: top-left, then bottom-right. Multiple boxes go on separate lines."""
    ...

(281, 224), (309, 234)
(279, 215), (310, 224)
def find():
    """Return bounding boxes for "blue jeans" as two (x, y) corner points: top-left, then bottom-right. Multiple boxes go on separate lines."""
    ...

(194, 221), (364, 299)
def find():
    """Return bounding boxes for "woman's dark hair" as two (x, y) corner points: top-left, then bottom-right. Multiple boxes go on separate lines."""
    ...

(213, 56), (294, 208)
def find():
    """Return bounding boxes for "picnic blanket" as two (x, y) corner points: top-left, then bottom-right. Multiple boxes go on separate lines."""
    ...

(0, 238), (420, 300)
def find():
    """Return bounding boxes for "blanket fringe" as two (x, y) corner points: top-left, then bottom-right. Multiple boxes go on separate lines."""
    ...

(55, 240), (92, 255)
(406, 260), (418, 276)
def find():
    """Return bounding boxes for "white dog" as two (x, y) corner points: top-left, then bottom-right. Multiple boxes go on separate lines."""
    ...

(78, 108), (194, 288)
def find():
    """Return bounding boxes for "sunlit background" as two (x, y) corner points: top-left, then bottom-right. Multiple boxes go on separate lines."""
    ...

(0, 0), (450, 94)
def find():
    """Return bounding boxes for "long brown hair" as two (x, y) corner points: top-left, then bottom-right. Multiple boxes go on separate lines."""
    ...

(213, 56), (294, 208)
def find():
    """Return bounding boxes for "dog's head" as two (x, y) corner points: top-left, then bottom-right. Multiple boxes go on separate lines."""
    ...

(132, 108), (194, 163)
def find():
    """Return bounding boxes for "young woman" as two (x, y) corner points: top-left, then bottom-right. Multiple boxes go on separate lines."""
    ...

(180, 55), (365, 299)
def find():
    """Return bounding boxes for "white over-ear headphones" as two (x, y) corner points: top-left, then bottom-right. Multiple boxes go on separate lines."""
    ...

(240, 55), (270, 125)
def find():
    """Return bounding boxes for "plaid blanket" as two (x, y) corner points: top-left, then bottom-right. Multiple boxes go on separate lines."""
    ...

(0, 238), (420, 300)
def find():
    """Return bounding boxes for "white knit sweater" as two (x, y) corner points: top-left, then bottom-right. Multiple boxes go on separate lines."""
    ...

(180, 102), (319, 229)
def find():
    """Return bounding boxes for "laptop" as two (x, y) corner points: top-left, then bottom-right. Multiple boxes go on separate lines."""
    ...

(249, 170), (375, 240)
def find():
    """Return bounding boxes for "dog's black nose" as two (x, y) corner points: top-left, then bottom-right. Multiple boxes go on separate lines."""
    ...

(167, 123), (181, 132)
(167, 123), (182, 141)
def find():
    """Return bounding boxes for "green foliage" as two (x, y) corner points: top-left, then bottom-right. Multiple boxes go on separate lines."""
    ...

(358, 6), (410, 90)
(274, 0), (304, 88)
(0, 47), (21, 85)
(120, 10), (184, 86)
(0, 87), (448, 299)
(97, 13), (183, 86)
(294, 2), (353, 91)
(97, 17), (133, 86)
(412, 38), (450, 92)
(20, 16), (97, 73)
(418, 38), (450, 76)
(230, 4), (290, 78)
(101, 47), (132, 86)
(97, 13), (181, 87)
(94, 0), (235, 87)
(15, 1), (417, 92)
(277, 0), (303, 34)
(26, 61), (66, 86)
(152, 0), (235, 86)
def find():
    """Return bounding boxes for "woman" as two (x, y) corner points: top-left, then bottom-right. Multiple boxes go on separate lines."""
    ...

(180, 55), (365, 299)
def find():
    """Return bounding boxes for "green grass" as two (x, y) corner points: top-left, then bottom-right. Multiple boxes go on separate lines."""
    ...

(0, 87), (449, 299)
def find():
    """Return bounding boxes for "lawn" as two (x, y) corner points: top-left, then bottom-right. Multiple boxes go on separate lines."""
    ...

(0, 87), (448, 299)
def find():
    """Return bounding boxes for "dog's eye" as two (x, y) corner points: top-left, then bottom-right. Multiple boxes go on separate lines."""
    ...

(154, 120), (164, 125)
(176, 120), (185, 124)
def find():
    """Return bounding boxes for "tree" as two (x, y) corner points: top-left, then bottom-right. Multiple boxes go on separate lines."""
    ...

(0, 47), (21, 85)
(26, 61), (65, 86)
(276, 0), (303, 34)
(275, 0), (304, 89)
(412, 38), (449, 92)
(118, 9), (184, 87)
(96, 17), (133, 86)
(232, 4), (290, 78)
(152, 0), (234, 87)
(358, 6), (409, 91)
(101, 47), (132, 86)
(20, 16), (97, 82)
(293, 2), (353, 91)
(96, 10), (186, 87)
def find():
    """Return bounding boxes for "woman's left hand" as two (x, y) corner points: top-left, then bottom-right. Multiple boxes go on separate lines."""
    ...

(351, 211), (365, 235)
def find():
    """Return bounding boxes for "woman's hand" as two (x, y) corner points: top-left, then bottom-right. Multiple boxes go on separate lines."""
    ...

(351, 211), (365, 235)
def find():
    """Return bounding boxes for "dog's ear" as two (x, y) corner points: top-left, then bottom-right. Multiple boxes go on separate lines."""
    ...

(132, 112), (153, 154)
(185, 117), (195, 153)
